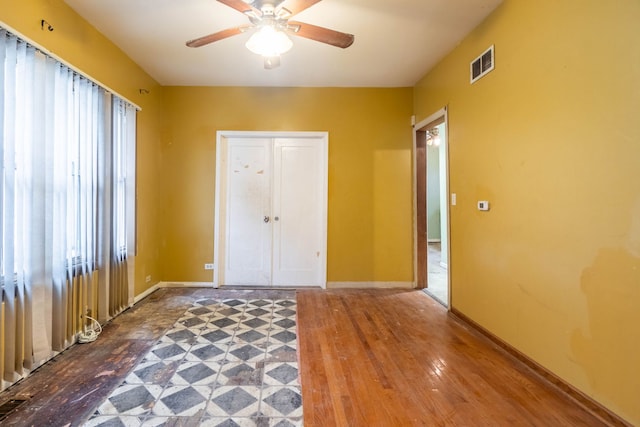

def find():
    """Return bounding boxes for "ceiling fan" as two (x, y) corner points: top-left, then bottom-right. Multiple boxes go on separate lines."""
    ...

(186, 0), (355, 69)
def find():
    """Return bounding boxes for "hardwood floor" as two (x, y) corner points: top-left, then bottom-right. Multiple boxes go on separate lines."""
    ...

(297, 289), (611, 426)
(0, 288), (618, 426)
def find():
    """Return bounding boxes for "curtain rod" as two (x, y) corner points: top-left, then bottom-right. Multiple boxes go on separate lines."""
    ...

(0, 20), (142, 111)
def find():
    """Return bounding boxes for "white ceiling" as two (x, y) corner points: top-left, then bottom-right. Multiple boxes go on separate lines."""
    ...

(63, 0), (502, 87)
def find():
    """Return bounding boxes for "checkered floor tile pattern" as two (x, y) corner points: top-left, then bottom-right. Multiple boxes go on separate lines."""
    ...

(84, 298), (302, 426)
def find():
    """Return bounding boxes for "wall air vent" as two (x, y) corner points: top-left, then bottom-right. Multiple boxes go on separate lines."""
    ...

(470, 45), (494, 84)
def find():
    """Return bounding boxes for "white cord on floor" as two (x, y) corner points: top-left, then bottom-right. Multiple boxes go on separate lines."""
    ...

(78, 315), (102, 343)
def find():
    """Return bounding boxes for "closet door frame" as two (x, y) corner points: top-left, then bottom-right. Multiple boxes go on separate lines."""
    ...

(213, 130), (328, 288)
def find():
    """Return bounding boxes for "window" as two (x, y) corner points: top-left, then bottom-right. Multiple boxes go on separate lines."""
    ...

(0, 26), (137, 388)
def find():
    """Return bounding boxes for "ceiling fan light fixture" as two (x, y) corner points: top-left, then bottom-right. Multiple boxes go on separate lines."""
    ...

(245, 25), (293, 57)
(426, 128), (441, 147)
(264, 55), (281, 69)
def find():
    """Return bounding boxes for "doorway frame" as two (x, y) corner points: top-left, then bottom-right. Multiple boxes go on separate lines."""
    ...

(213, 130), (329, 288)
(413, 108), (452, 307)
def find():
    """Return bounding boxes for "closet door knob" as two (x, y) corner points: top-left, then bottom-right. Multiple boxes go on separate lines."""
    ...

(274, 216), (280, 221)
(264, 216), (270, 223)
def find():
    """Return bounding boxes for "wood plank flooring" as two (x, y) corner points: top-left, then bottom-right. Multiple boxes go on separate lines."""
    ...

(297, 289), (611, 426)
(0, 287), (616, 426)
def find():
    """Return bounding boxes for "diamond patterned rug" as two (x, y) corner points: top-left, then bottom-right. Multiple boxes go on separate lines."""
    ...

(85, 298), (302, 426)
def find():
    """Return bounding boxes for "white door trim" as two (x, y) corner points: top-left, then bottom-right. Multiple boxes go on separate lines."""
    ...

(214, 130), (328, 288)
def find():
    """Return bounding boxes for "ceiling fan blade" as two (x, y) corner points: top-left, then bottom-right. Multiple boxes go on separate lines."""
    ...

(288, 21), (354, 48)
(217, 0), (262, 16)
(277, 0), (321, 17)
(186, 26), (251, 48)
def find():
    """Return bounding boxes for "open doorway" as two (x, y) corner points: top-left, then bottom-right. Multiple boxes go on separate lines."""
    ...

(415, 109), (449, 307)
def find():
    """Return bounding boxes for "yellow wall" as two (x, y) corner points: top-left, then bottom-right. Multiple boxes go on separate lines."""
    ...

(6, 0), (634, 422)
(414, 0), (640, 423)
(160, 86), (414, 284)
(0, 0), (163, 296)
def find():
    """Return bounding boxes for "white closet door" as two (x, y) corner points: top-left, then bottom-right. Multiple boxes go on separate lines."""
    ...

(217, 132), (327, 288)
(224, 138), (272, 286)
(272, 138), (325, 286)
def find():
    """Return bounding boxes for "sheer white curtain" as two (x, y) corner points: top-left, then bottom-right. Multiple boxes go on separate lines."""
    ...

(1, 32), (45, 384)
(50, 69), (106, 351)
(109, 98), (136, 317)
(0, 28), (136, 390)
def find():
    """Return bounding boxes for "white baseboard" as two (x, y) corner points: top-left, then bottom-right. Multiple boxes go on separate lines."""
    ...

(327, 281), (415, 289)
(158, 281), (215, 288)
(133, 284), (160, 305)
(427, 239), (441, 243)
(133, 282), (215, 305)
(137, 281), (413, 294)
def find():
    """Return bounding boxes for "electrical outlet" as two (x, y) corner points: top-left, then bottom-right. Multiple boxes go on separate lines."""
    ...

(145, 275), (151, 283)
(477, 201), (490, 211)
(204, 263), (214, 270)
